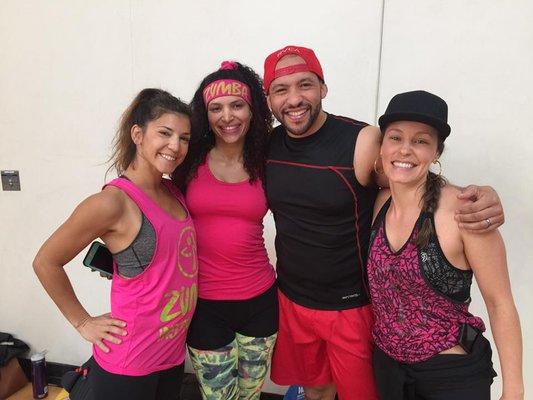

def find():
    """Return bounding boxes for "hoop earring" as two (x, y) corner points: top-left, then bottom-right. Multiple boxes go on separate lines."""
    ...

(373, 157), (383, 175)
(433, 159), (442, 177)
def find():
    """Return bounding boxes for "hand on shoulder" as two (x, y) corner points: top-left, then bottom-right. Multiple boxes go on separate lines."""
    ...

(454, 184), (504, 232)
(439, 184), (470, 215)
(437, 185), (500, 250)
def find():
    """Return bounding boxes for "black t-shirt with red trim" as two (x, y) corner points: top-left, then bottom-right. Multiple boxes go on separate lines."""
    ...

(266, 113), (378, 310)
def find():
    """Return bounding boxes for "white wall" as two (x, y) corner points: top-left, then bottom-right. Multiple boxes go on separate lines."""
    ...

(0, 1), (531, 397)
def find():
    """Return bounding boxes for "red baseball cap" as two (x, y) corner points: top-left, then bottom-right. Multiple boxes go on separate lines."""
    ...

(263, 45), (324, 93)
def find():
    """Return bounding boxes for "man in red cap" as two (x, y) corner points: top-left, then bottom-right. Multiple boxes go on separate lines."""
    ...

(263, 45), (504, 400)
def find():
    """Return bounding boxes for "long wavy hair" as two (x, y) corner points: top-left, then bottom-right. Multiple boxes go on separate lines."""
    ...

(107, 88), (191, 182)
(174, 62), (272, 190)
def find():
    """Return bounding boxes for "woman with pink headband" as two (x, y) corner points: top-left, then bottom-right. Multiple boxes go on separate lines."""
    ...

(175, 62), (276, 399)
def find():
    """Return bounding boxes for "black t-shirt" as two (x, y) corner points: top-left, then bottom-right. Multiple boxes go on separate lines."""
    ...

(266, 113), (377, 310)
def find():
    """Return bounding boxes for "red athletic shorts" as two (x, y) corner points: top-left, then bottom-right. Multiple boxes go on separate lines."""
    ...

(271, 290), (378, 400)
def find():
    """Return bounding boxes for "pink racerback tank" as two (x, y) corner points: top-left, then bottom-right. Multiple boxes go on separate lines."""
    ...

(93, 177), (198, 376)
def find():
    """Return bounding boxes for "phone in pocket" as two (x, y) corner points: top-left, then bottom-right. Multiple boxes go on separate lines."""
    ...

(458, 323), (480, 354)
(82, 241), (114, 278)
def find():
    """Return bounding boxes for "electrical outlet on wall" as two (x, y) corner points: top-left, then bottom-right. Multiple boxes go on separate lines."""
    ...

(1, 170), (21, 191)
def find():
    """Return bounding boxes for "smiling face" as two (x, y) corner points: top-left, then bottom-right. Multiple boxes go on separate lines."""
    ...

(207, 95), (251, 146)
(267, 55), (327, 138)
(381, 120), (441, 186)
(132, 112), (191, 175)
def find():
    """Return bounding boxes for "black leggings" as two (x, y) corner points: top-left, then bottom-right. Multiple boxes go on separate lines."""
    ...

(373, 335), (497, 400)
(89, 357), (184, 400)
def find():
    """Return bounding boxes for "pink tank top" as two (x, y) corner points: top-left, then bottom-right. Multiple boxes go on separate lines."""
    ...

(367, 198), (484, 363)
(93, 177), (198, 376)
(185, 160), (275, 300)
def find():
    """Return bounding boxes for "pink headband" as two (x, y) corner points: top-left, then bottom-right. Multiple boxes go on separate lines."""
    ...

(203, 79), (252, 106)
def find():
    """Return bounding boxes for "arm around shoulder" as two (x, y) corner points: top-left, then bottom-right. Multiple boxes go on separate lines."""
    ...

(354, 125), (387, 187)
(455, 184), (504, 232)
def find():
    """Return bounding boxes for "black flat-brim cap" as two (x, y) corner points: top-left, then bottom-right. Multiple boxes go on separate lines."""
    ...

(378, 90), (451, 140)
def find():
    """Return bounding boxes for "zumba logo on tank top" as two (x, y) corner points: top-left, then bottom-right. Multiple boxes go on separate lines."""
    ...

(178, 226), (198, 278)
(159, 226), (198, 340)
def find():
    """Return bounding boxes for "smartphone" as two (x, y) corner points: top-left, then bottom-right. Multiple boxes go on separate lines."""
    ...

(82, 241), (114, 278)
(458, 323), (480, 354)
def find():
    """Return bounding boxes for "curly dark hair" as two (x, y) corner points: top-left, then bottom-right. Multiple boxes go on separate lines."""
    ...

(174, 62), (272, 190)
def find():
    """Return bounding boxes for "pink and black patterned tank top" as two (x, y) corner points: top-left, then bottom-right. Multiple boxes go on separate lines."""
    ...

(367, 197), (485, 363)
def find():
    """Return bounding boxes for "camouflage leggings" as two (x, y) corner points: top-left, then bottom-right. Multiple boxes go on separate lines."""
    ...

(188, 332), (277, 400)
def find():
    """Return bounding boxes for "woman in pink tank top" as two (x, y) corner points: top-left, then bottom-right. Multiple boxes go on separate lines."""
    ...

(33, 89), (197, 400)
(174, 61), (277, 399)
(364, 91), (523, 399)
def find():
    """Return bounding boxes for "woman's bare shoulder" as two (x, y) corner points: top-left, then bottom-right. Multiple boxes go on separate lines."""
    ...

(438, 184), (470, 214)
(74, 186), (127, 222)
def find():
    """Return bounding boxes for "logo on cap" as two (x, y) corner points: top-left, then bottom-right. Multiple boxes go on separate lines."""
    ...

(263, 45), (324, 93)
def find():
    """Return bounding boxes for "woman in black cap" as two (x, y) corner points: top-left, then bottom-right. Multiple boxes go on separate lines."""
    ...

(365, 91), (523, 399)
